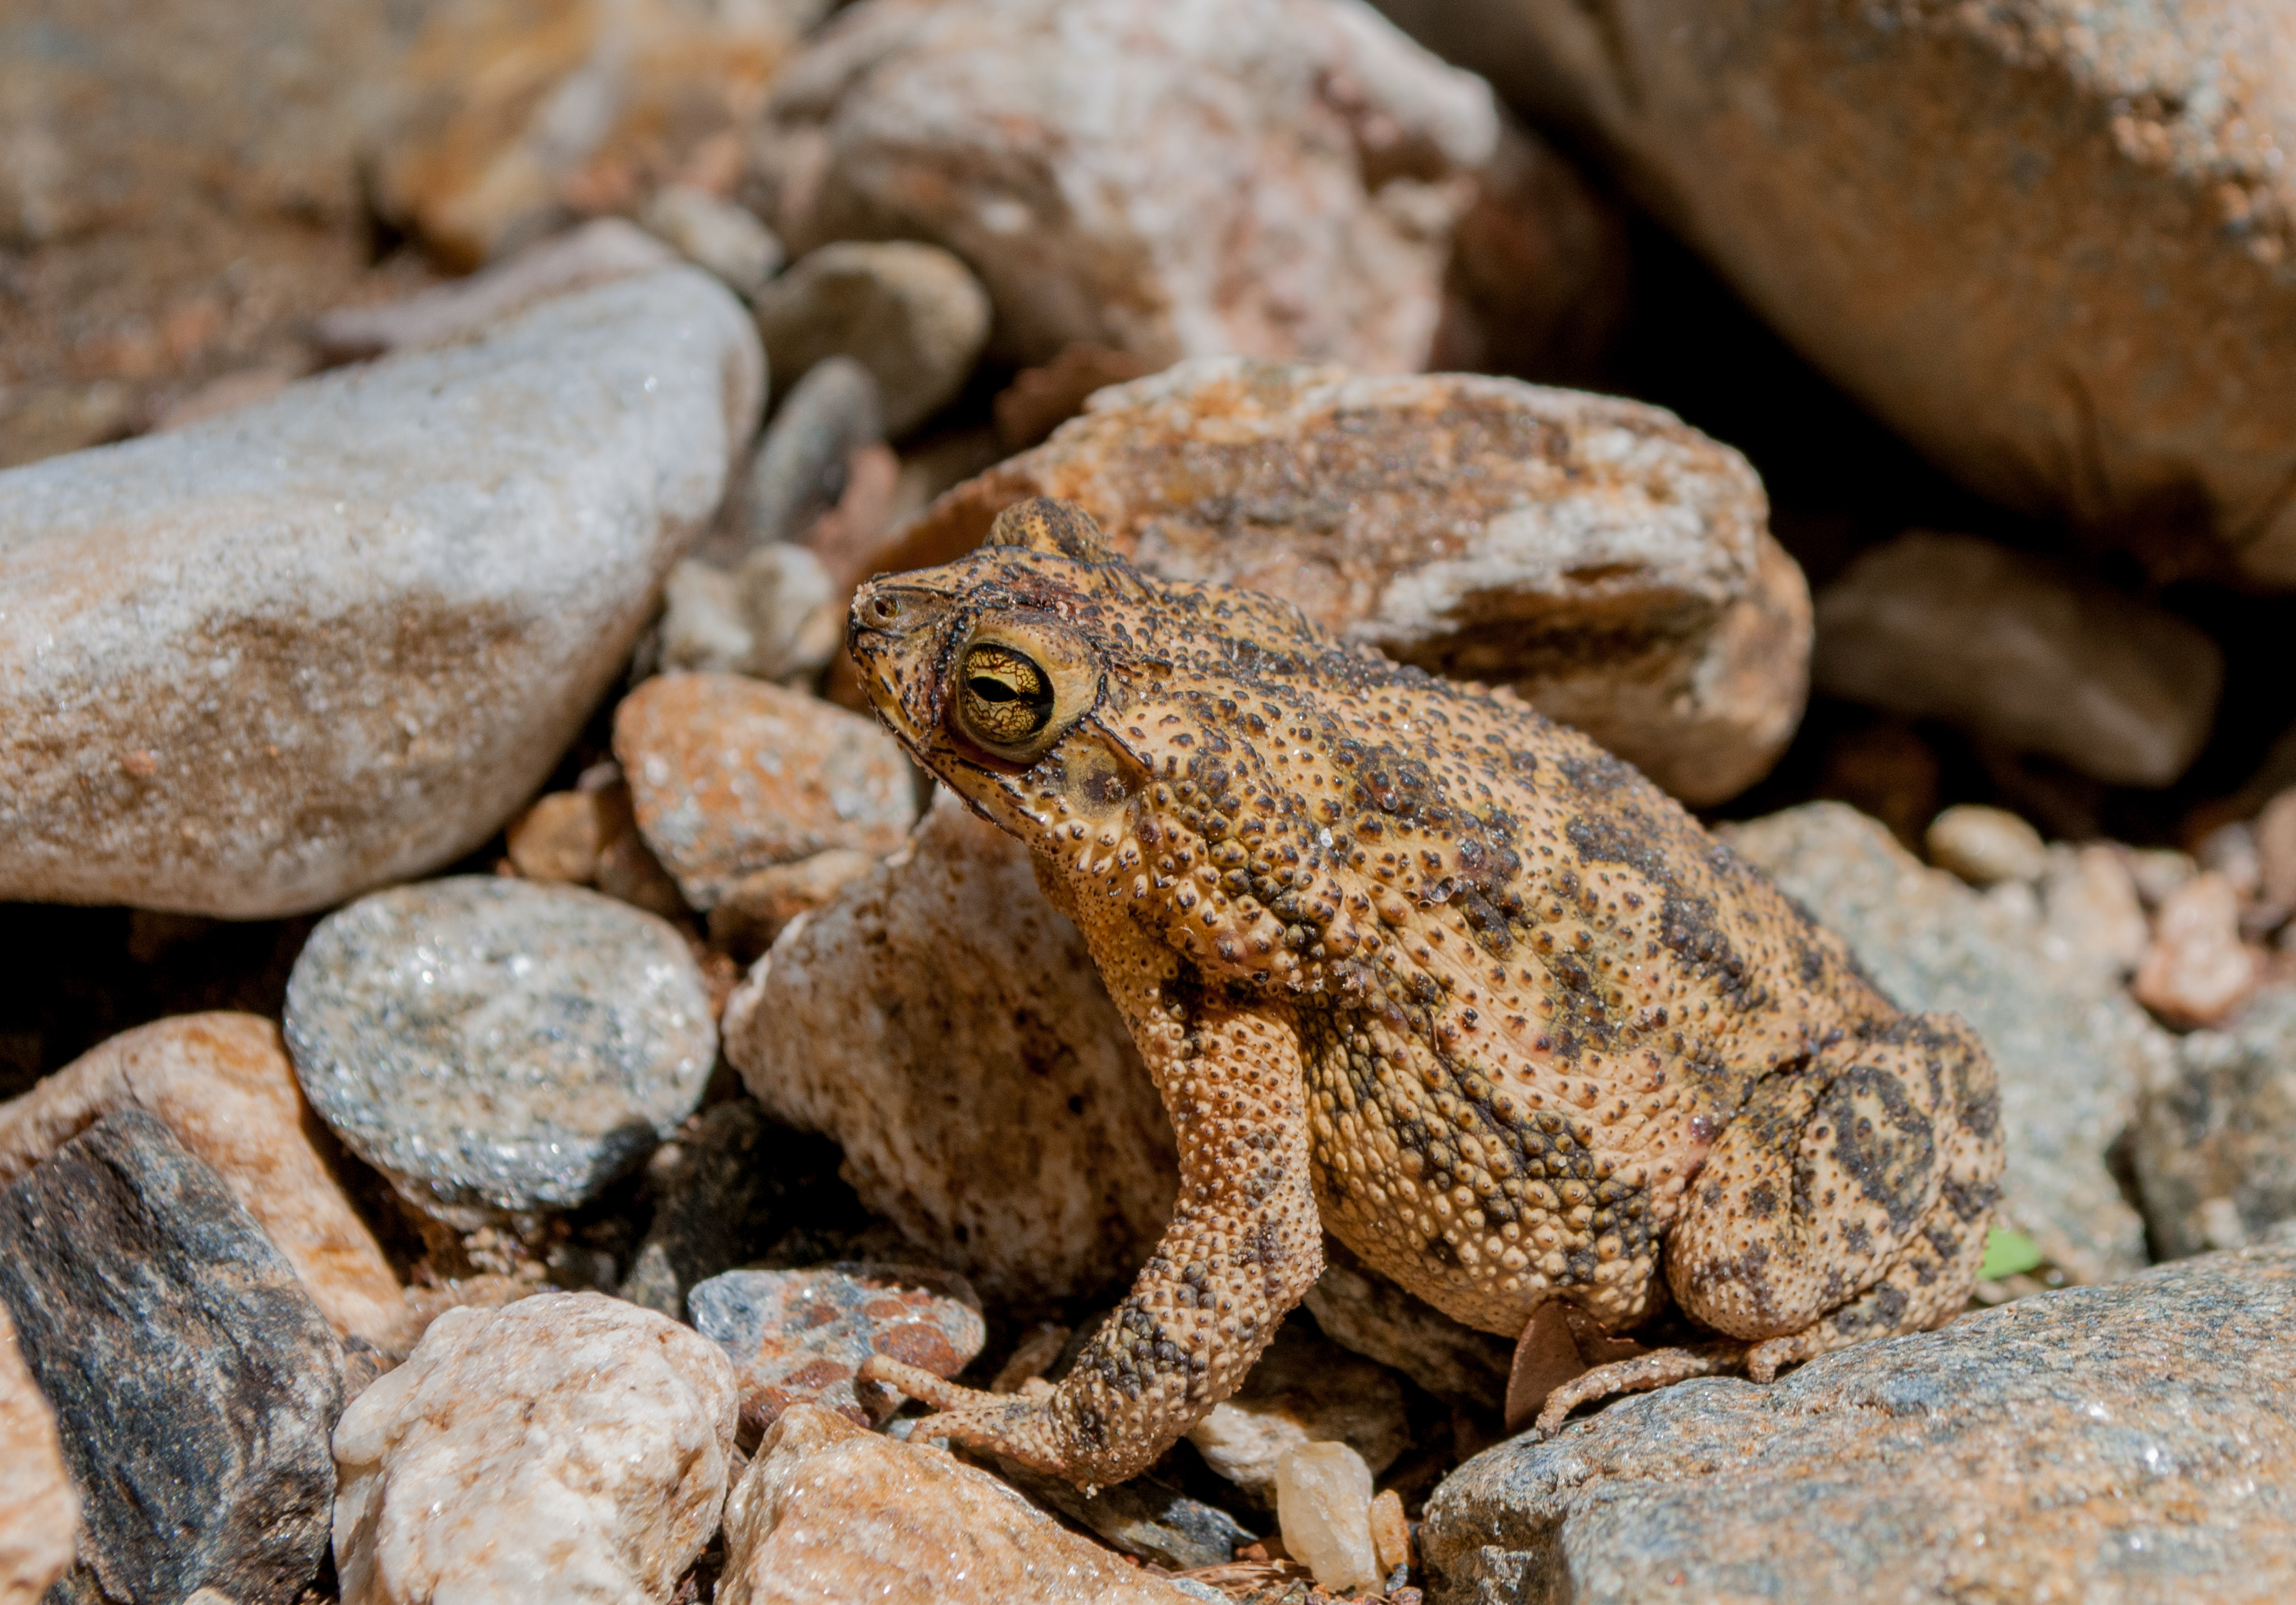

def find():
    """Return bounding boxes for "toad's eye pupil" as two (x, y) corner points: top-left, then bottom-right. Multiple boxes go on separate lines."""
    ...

(967, 676), (1019, 702)
(957, 644), (1055, 749)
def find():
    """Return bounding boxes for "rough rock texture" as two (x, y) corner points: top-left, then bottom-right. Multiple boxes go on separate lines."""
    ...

(2136, 986), (2296, 1258)
(707, 848), (880, 961)
(331, 1293), (737, 1605)
(1375, 0), (2296, 588)
(0, 1012), (404, 1345)
(754, 242), (992, 436)
(0, 1112), (342, 1605)
(749, 0), (1499, 374)
(1304, 1234), (1512, 1407)
(0, 267), (763, 917)
(1813, 532), (2223, 786)
(1187, 1318), (1409, 1506)
(285, 878), (716, 1219)
(1421, 1239), (2296, 1605)
(719, 1403), (1198, 1605)
(1728, 803), (2163, 1283)
(689, 1263), (984, 1440)
(0, 1303), (76, 1605)
(726, 790), (1175, 1303)
(890, 359), (1808, 804)
(615, 673), (917, 910)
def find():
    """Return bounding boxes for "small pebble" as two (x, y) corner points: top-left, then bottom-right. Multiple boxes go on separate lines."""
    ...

(1925, 804), (2049, 887)
(284, 877), (716, 1220)
(1369, 1487), (1413, 1577)
(641, 185), (783, 298)
(2197, 821), (2264, 901)
(2125, 847), (2199, 909)
(2131, 871), (2260, 1029)
(2039, 845), (2151, 978)
(505, 791), (606, 884)
(1275, 1440), (1382, 1593)
(0, 1302), (76, 1605)
(753, 241), (991, 436)
(659, 543), (840, 682)
(725, 354), (885, 559)
(1185, 1318), (1408, 1506)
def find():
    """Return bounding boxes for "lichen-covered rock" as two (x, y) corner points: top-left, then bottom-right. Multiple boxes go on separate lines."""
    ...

(0, 267), (762, 918)
(888, 359), (1807, 804)
(331, 1293), (737, 1605)
(725, 790), (1175, 1303)
(2135, 986), (2296, 1258)
(1421, 1239), (2296, 1605)
(0, 1303), (76, 1605)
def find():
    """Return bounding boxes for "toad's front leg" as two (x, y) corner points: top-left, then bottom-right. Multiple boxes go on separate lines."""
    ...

(865, 994), (1322, 1487)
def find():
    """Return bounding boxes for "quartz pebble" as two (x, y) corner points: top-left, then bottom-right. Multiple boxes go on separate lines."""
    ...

(1275, 1441), (1381, 1594)
(331, 1293), (736, 1605)
(1369, 1488), (1411, 1579)
(1925, 804), (2048, 888)
(753, 242), (991, 437)
(284, 877), (716, 1220)
(0, 1302), (76, 1605)
(0, 1013), (404, 1345)
(719, 1403), (1196, 1605)
(2134, 986), (2296, 1257)
(1186, 1319), (1409, 1506)
(2133, 872), (2261, 1030)
(641, 186), (784, 298)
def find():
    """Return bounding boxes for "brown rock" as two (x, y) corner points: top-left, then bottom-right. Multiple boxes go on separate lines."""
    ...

(0, 1013), (404, 1346)
(505, 791), (607, 884)
(993, 345), (1158, 453)
(2134, 872), (2262, 1030)
(753, 242), (992, 438)
(0, 1302), (76, 1605)
(1302, 1234), (1511, 1408)
(887, 357), (1808, 804)
(614, 674), (917, 910)
(718, 1403), (1197, 1605)
(724, 791), (1175, 1305)
(2257, 789), (2296, 913)
(706, 848), (879, 960)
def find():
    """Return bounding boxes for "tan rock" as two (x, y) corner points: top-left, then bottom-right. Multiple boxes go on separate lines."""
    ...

(887, 357), (1807, 804)
(0, 1303), (76, 1605)
(0, 1013), (404, 1346)
(1275, 1441), (1380, 1593)
(2039, 845), (2152, 981)
(505, 791), (607, 884)
(719, 1403), (1195, 1605)
(2133, 872), (2262, 1030)
(1185, 1320), (1408, 1507)
(2258, 789), (2296, 913)
(706, 848), (879, 960)
(614, 674), (917, 909)
(1925, 804), (2048, 888)
(753, 242), (992, 437)
(724, 790), (1175, 1304)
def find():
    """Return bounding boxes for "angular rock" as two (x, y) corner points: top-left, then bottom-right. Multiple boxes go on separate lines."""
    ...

(284, 877), (716, 1220)
(753, 242), (991, 437)
(1304, 1234), (1512, 1407)
(1421, 1239), (2296, 1605)
(0, 1012), (405, 1345)
(331, 1292), (736, 1605)
(725, 791), (1176, 1303)
(1378, 0), (2296, 587)
(614, 673), (917, 908)
(706, 848), (880, 961)
(642, 186), (785, 299)
(657, 544), (843, 682)
(1727, 803), (2163, 1283)
(2133, 871), (2261, 1030)
(689, 1262), (984, 1441)
(1813, 532), (2223, 785)
(891, 358), (1808, 804)
(1186, 1318), (1409, 1507)
(750, 0), (1499, 373)
(1, 266), (762, 918)
(0, 1303), (76, 1605)
(2135, 986), (2296, 1258)
(1276, 1442), (1381, 1594)
(719, 1403), (1198, 1605)
(0, 1111), (342, 1605)
(619, 1100), (805, 1321)
(1923, 804), (2047, 888)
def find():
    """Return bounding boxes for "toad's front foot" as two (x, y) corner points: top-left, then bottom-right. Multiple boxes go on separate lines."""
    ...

(861, 1356), (1085, 1478)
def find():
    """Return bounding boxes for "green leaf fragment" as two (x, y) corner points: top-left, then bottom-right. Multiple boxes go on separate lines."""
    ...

(1979, 1228), (2044, 1281)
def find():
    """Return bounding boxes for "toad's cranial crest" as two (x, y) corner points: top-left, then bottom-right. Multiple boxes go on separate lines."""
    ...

(848, 496), (2003, 1487)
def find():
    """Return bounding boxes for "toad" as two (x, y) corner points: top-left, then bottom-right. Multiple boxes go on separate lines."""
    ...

(849, 498), (2001, 1487)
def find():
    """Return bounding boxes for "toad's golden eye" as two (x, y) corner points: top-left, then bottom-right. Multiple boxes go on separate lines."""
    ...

(957, 643), (1056, 752)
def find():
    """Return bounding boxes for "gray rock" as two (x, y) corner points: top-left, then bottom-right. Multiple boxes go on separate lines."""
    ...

(1421, 1239), (2296, 1605)
(0, 266), (762, 918)
(1727, 803), (2163, 1283)
(753, 242), (989, 437)
(641, 186), (785, 299)
(1305, 1234), (1512, 1409)
(732, 356), (885, 557)
(284, 877), (716, 1221)
(619, 1100), (803, 1321)
(2135, 985), (2296, 1258)
(994, 1462), (1259, 1572)
(0, 1111), (343, 1605)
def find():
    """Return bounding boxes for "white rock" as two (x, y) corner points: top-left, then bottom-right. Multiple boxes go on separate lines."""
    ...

(331, 1293), (737, 1605)
(0, 266), (761, 917)
(659, 545), (840, 682)
(2040, 846), (2152, 980)
(1275, 1440), (1381, 1593)
(1925, 805), (2048, 888)
(1185, 1321), (1407, 1506)
(0, 1303), (76, 1605)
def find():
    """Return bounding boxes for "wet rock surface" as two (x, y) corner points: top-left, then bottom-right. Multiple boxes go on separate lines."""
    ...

(0, 1303), (76, 1605)
(284, 878), (716, 1219)
(1421, 1239), (2296, 1605)
(0, 1111), (342, 1605)
(2136, 987), (2296, 1258)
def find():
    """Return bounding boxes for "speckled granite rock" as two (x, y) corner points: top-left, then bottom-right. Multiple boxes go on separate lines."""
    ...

(1727, 803), (2163, 1283)
(725, 790), (1175, 1303)
(887, 359), (1807, 804)
(0, 266), (761, 917)
(0, 1112), (342, 1605)
(0, 1303), (76, 1605)
(2135, 985), (2296, 1258)
(1421, 1239), (2296, 1605)
(284, 877), (716, 1220)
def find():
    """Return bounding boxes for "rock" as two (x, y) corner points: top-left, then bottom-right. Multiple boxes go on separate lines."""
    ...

(706, 847), (880, 960)
(505, 790), (609, 884)
(1375, 0), (2296, 588)
(749, 0), (1498, 374)
(688, 1263), (984, 1442)
(614, 673), (917, 908)
(753, 242), (991, 437)
(1421, 1239), (2296, 1604)
(1924, 804), (2047, 888)
(0, 1303), (76, 1605)
(658, 544), (843, 682)
(153, 365), (303, 433)
(1813, 532), (2223, 786)
(0, 1013), (404, 1345)
(619, 1100), (806, 1321)
(725, 356), (886, 558)
(2129, 847), (2202, 910)
(2259, 789), (2296, 912)
(331, 1292), (737, 1605)
(1186, 1318), (1409, 1507)
(2199, 821), (2267, 903)
(1, 266), (762, 918)
(890, 358), (1808, 804)
(1726, 803), (2163, 1283)
(991, 1463), (1257, 1573)
(994, 345), (1158, 453)
(284, 877), (716, 1221)
(642, 186), (786, 298)
(2134, 986), (2296, 1258)
(1304, 1234), (1512, 1407)
(1277, 1442), (1381, 1594)
(719, 1403), (1198, 1605)
(2133, 872), (2262, 1030)
(1369, 1488), (1412, 1579)
(0, 1111), (342, 1605)
(725, 790), (1175, 1303)
(2039, 844), (2153, 981)
(797, 441), (905, 593)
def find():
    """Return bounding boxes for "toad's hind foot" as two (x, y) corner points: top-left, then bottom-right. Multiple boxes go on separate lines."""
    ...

(1531, 1342), (1749, 1437)
(860, 1356), (1074, 1475)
